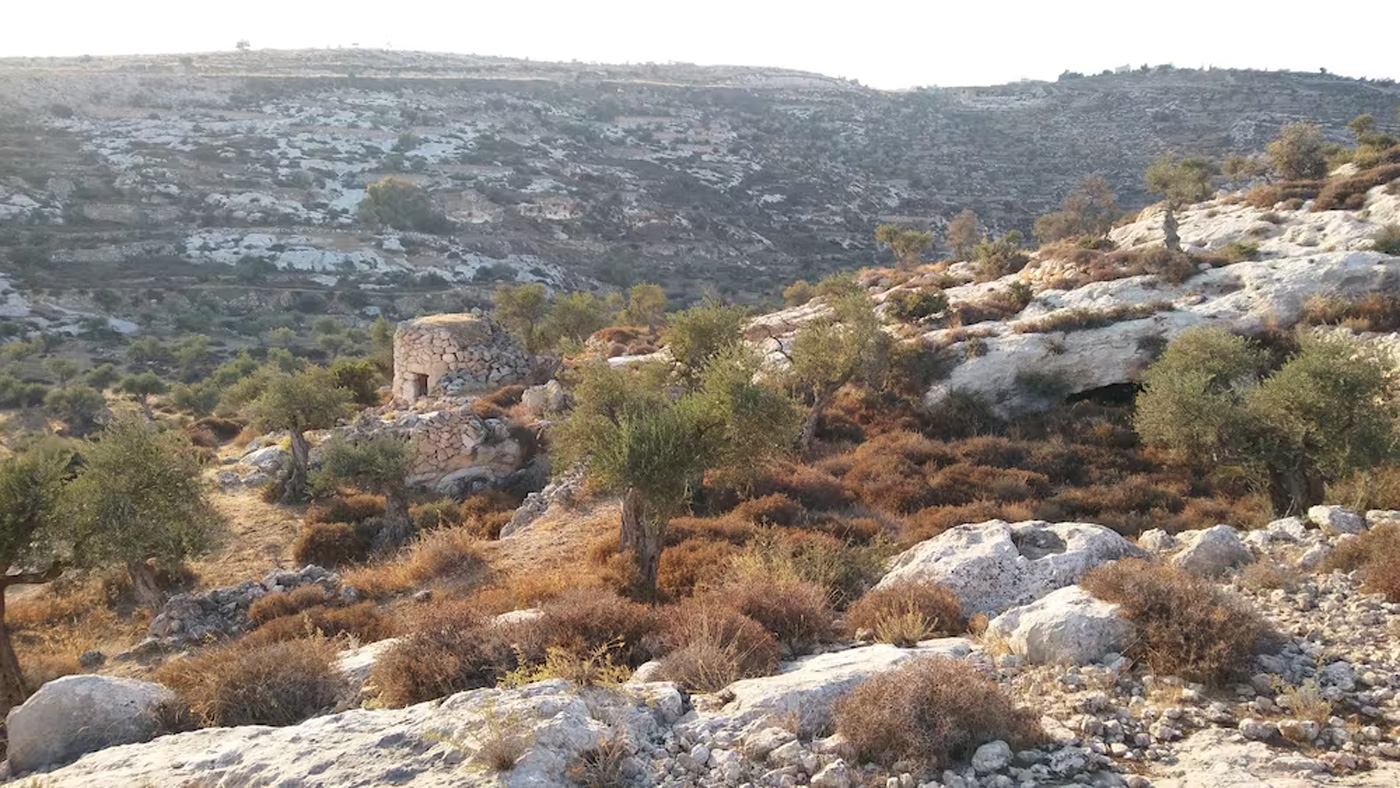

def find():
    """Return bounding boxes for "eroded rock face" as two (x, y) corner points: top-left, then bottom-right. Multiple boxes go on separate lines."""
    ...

(986, 585), (1135, 666)
(6, 675), (176, 775)
(874, 520), (1144, 617)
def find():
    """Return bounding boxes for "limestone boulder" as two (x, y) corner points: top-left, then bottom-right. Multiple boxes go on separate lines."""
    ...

(1171, 525), (1253, 577)
(6, 675), (176, 774)
(35, 679), (685, 788)
(874, 520), (1144, 617)
(985, 585), (1135, 666)
(1365, 509), (1400, 529)
(691, 638), (972, 735)
(1308, 505), (1365, 535)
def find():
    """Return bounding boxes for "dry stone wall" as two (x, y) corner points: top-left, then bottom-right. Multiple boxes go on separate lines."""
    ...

(344, 400), (528, 495)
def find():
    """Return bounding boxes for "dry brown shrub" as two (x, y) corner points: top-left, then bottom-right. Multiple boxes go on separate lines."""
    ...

(372, 604), (534, 707)
(753, 462), (852, 511)
(1300, 293), (1400, 333)
(306, 494), (385, 525)
(666, 515), (755, 546)
(568, 736), (630, 788)
(731, 494), (805, 527)
(1329, 467), (1400, 511)
(192, 416), (244, 442)
(845, 582), (963, 640)
(1081, 559), (1276, 685)
(248, 585), (335, 625)
(802, 514), (883, 543)
(925, 464), (1051, 506)
(535, 588), (660, 667)
(658, 538), (741, 598)
(1245, 181), (1323, 209)
(155, 638), (347, 727)
(653, 598), (780, 692)
(244, 601), (395, 647)
(342, 527), (488, 599)
(834, 656), (1040, 768)
(1313, 163), (1400, 211)
(1238, 561), (1302, 593)
(292, 521), (371, 568)
(951, 436), (1025, 468)
(184, 425), (220, 449)
(720, 575), (836, 653)
(844, 430), (955, 513)
(1323, 524), (1400, 602)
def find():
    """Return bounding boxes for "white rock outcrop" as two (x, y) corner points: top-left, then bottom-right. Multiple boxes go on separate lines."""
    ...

(6, 675), (177, 775)
(986, 585), (1135, 666)
(34, 679), (685, 788)
(874, 520), (1144, 617)
(691, 638), (972, 735)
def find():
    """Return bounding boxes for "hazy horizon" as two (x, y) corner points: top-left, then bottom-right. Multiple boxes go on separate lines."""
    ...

(5, 1), (1400, 89)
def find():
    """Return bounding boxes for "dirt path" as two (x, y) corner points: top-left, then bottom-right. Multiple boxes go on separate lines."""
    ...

(477, 498), (619, 583)
(193, 488), (304, 589)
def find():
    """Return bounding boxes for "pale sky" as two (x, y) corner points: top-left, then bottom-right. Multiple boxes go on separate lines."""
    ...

(4, 1), (1397, 89)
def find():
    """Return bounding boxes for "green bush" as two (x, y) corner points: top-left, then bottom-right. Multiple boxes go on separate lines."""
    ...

(884, 289), (947, 322)
(1373, 224), (1400, 255)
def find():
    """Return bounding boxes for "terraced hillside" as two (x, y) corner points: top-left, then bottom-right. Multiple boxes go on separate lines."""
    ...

(0, 49), (1397, 319)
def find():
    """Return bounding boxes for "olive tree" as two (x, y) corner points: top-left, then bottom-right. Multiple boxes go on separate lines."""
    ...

(542, 291), (610, 349)
(945, 209), (980, 261)
(66, 417), (221, 609)
(492, 283), (549, 354)
(318, 433), (417, 553)
(559, 353), (797, 597)
(1145, 155), (1219, 208)
(0, 446), (72, 710)
(622, 284), (668, 328)
(874, 224), (934, 270)
(787, 289), (890, 452)
(662, 300), (747, 386)
(1032, 176), (1120, 243)
(119, 372), (168, 418)
(1135, 328), (1399, 515)
(1266, 123), (1329, 181)
(243, 368), (352, 502)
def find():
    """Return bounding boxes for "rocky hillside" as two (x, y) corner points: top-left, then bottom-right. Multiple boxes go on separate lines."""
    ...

(1, 49), (1397, 308)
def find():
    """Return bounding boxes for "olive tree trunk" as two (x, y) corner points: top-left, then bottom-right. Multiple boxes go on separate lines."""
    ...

(619, 488), (663, 599)
(0, 562), (64, 715)
(1267, 462), (1327, 517)
(282, 430), (312, 504)
(126, 558), (165, 611)
(798, 388), (834, 456)
(371, 487), (414, 555)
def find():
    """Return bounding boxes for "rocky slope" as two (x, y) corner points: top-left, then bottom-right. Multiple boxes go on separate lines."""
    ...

(17, 509), (1400, 787)
(0, 50), (1396, 315)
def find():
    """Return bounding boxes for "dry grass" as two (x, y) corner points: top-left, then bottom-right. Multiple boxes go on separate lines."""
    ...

(341, 526), (489, 599)
(845, 582), (963, 642)
(154, 637), (346, 727)
(654, 599), (779, 693)
(1013, 301), (1173, 335)
(567, 736), (630, 788)
(1238, 560), (1302, 593)
(1081, 559), (1276, 685)
(1275, 679), (1333, 726)
(1313, 163), (1400, 211)
(834, 656), (1040, 768)
(243, 601), (395, 647)
(1299, 293), (1400, 333)
(247, 584), (335, 625)
(306, 493), (385, 525)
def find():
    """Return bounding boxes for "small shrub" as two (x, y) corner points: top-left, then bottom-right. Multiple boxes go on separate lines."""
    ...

(1313, 164), (1400, 211)
(342, 527), (487, 598)
(731, 494), (804, 527)
(1014, 301), (1173, 334)
(1372, 224), (1400, 255)
(155, 638), (346, 727)
(753, 463), (852, 511)
(535, 588), (660, 667)
(248, 585), (335, 625)
(502, 640), (632, 688)
(658, 537), (742, 598)
(834, 656), (1040, 768)
(568, 736), (630, 788)
(1237, 560), (1301, 593)
(885, 288), (948, 322)
(1245, 181), (1322, 209)
(372, 605), (534, 707)
(306, 494), (385, 525)
(654, 599), (779, 692)
(1218, 240), (1260, 263)
(1081, 559), (1275, 685)
(292, 521), (372, 568)
(721, 575), (835, 654)
(244, 601), (394, 647)
(846, 582), (963, 640)
(1322, 523), (1400, 601)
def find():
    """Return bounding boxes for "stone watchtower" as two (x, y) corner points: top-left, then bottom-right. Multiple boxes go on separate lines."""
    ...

(391, 314), (533, 403)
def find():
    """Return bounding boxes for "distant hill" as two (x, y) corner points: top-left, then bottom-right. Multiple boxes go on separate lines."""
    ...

(1, 49), (1397, 305)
